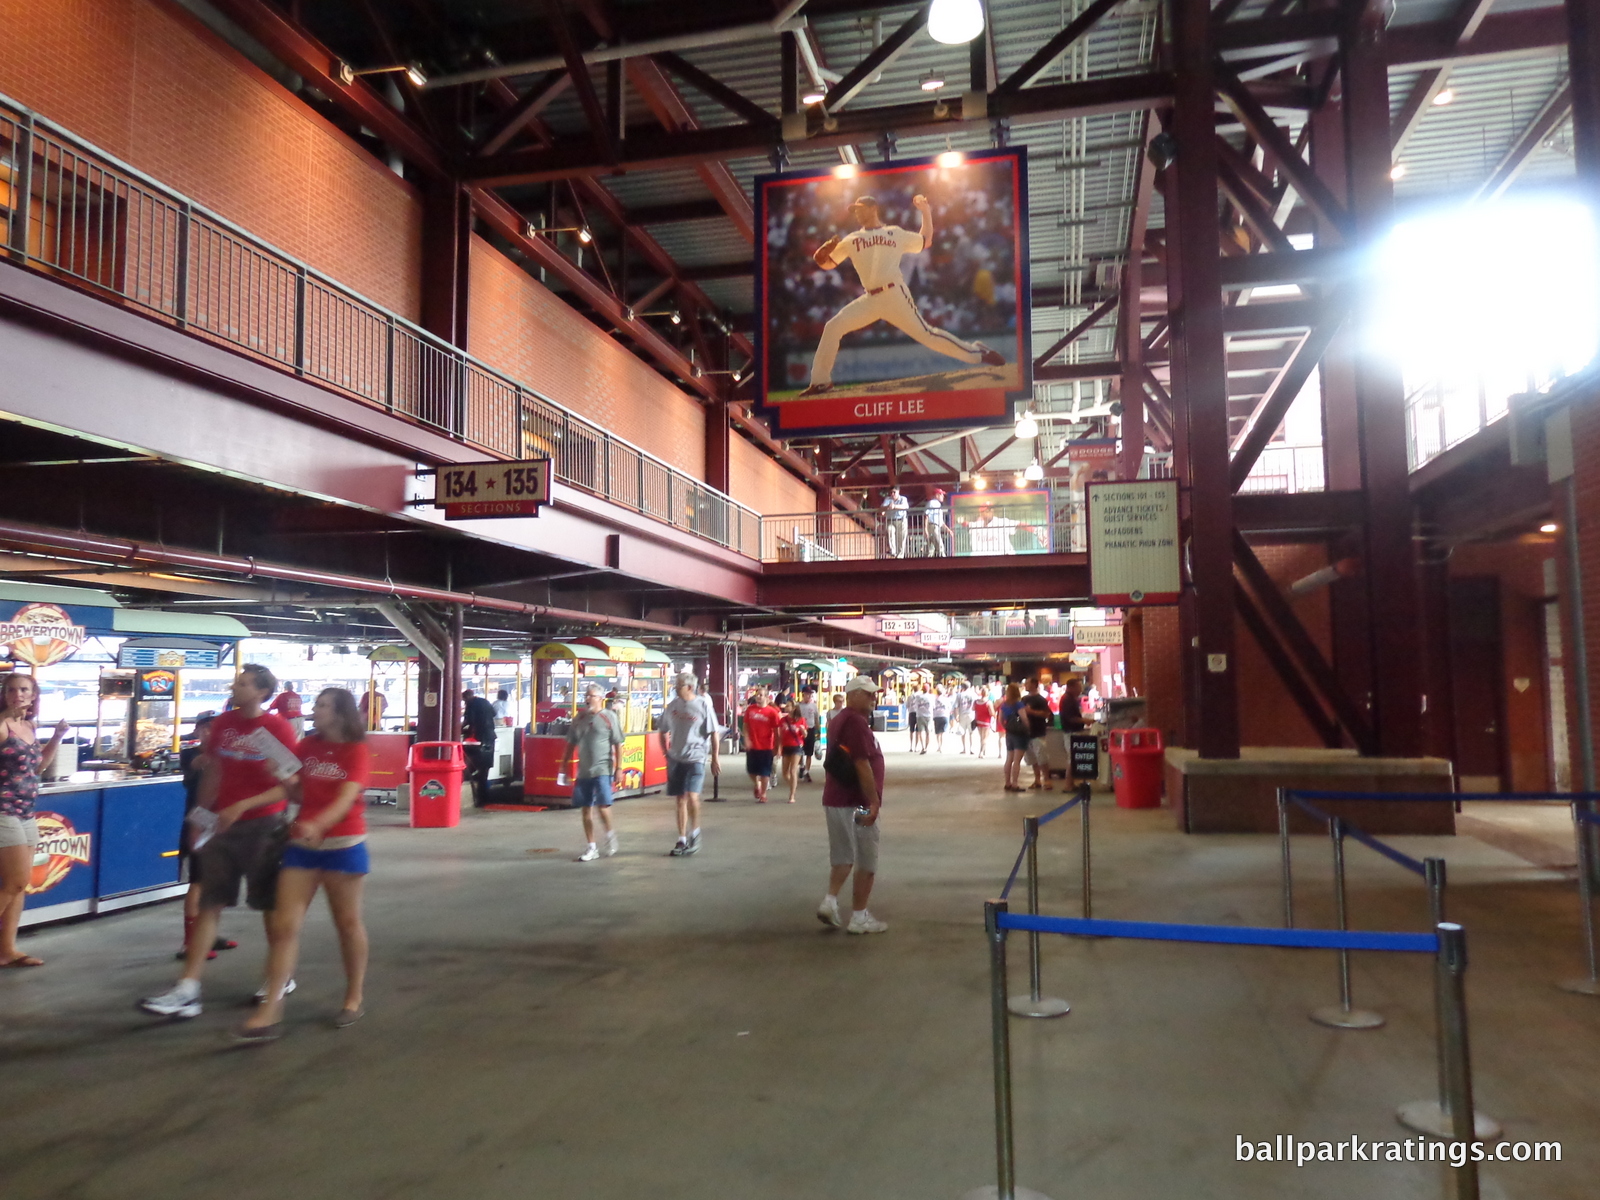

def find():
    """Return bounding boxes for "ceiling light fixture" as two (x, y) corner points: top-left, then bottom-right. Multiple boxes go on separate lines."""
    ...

(936, 149), (964, 168)
(928, 0), (985, 44)
(1014, 412), (1038, 439)
(1389, 163), (1408, 181)
(1432, 88), (1455, 106)
(1024, 459), (1044, 482)
(1540, 522), (1559, 533)
(802, 89), (827, 106)
(972, 475), (987, 490)
(1013, 472), (1028, 489)
(528, 224), (594, 244)
(834, 163), (859, 179)
(339, 61), (427, 88)
(920, 71), (946, 93)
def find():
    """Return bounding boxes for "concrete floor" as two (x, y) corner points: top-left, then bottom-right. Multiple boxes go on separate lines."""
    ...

(3, 743), (1596, 1200)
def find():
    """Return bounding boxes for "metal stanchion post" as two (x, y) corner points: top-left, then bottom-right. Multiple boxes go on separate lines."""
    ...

(1438, 923), (1482, 1200)
(1558, 804), (1600, 996)
(1311, 818), (1385, 1029)
(1277, 787), (1294, 929)
(966, 901), (1057, 1200)
(1080, 784), (1092, 920)
(1399, 861), (1501, 1139)
(1009, 819), (1070, 1019)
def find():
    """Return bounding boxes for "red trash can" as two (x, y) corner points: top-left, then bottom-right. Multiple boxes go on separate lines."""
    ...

(408, 741), (465, 828)
(1109, 728), (1164, 809)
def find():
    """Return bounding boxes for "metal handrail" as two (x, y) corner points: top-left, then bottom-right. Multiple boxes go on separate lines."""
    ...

(0, 90), (761, 558)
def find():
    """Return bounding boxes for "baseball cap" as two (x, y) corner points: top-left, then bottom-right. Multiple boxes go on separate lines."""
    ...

(848, 194), (879, 210)
(844, 676), (880, 696)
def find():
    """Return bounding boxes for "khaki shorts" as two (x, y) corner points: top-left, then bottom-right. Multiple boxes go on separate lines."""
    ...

(825, 805), (879, 873)
(197, 817), (288, 911)
(0, 815), (38, 849)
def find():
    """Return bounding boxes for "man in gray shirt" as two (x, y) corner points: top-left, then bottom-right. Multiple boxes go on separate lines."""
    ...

(658, 672), (720, 856)
(566, 683), (625, 862)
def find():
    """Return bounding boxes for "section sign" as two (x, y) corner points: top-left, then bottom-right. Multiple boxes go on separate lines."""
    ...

(1086, 480), (1181, 605)
(434, 459), (552, 520)
(753, 147), (1031, 436)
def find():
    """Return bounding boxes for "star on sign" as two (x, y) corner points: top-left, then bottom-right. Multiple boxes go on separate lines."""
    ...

(485, 476), (496, 489)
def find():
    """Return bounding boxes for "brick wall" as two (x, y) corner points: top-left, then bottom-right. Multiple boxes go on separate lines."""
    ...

(0, 0), (423, 319)
(729, 434), (815, 516)
(468, 236), (705, 476)
(1138, 543), (1335, 750)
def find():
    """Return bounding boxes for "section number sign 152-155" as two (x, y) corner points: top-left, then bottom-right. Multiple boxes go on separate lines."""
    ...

(433, 459), (552, 520)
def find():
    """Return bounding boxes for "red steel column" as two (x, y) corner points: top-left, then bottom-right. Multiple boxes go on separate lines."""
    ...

(705, 399), (732, 493)
(1344, 2), (1424, 755)
(1570, 0), (1600, 189)
(421, 181), (472, 347)
(1166, 0), (1239, 757)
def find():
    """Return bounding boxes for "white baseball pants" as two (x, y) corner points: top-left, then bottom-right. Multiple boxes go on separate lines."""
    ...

(809, 284), (988, 386)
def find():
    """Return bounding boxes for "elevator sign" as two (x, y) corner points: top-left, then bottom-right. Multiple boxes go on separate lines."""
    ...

(434, 459), (552, 520)
(1086, 480), (1180, 606)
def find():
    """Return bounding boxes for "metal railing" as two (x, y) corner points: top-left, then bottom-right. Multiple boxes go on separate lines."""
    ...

(0, 93), (760, 559)
(1237, 443), (1327, 494)
(953, 612), (1074, 638)
(759, 510), (1071, 563)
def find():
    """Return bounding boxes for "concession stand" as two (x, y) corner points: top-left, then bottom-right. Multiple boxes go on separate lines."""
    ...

(0, 581), (244, 926)
(524, 637), (670, 802)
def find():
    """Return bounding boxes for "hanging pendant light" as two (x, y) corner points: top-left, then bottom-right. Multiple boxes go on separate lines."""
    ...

(1014, 412), (1038, 439)
(928, 0), (984, 45)
(1024, 458), (1044, 482)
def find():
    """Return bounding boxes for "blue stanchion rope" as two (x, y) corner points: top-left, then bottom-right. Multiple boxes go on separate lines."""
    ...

(1577, 808), (1600, 828)
(1288, 789), (1600, 803)
(1037, 794), (1082, 826)
(1339, 822), (1428, 876)
(996, 911), (1439, 954)
(999, 834), (1032, 901)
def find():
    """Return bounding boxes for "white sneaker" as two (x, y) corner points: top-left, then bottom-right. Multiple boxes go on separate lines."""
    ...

(604, 831), (619, 857)
(578, 844), (600, 862)
(846, 910), (888, 935)
(816, 896), (842, 928)
(140, 979), (202, 1018)
(252, 978), (297, 1005)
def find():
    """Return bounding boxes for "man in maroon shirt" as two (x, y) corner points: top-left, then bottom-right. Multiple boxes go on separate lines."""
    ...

(140, 664), (297, 1019)
(817, 676), (887, 934)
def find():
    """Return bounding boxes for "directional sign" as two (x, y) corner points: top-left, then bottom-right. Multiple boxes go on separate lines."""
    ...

(879, 617), (919, 635)
(434, 459), (552, 520)
(1086, 479), (1180, 605)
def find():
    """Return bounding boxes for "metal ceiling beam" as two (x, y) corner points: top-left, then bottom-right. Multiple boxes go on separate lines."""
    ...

(480, 72), (572, 156)
(1389, 0), (1497, 158)
(628, 199), (733, 224)
(1217, 70), (1351, 237)
(654, 51), (779, 128)
(996, 0), (1127, 94)
(1035, 360), (1122, 381)
(465, 73), (1174, 184)
(1034, 295), (1119, 368)
(1474, 81), (1574, 198)
(549, 1), (617, 164)
(1384, 8), (1569, 68)
(1228, 300), (1348, 485)
(1213, 9), (1342, 61)
(823, 4), (930, 112)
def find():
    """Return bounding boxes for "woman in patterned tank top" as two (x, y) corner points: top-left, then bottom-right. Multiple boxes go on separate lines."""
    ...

(0, 672), (69, 967)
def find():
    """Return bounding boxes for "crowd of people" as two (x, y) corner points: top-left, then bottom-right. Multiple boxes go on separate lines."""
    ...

(2, 659), (1098, 1040)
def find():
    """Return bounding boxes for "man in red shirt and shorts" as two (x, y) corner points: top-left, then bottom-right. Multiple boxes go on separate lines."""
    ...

(742, 686), (781, 803)
(140, 664), (297, 1019)
(817, 676), (888, 934)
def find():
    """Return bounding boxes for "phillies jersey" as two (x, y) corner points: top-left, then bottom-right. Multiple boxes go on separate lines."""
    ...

(835, 225), (924, 290)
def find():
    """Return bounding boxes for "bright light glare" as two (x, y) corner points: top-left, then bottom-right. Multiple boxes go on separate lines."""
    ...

(928, 0), (984, 44)
(1540, 522), (1559, 533)
(1432, 88), (1454, 106)
(921, 74), (946, 93)
(1389, 163), (1407, 181)
(936, 150), (964, 168)
(802, 90), (826, 105)
(1024, 459), (1044, 481)
(1014, 414), (1038, 439)
(972, 475), (987, 490)
(1372, 195), (1600, 381)
(833, 163), (859, 179)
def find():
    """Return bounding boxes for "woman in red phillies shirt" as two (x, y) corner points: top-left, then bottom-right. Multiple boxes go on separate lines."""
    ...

(778, 704), (808, 804)
(236, 687), (371, 1042)
(741, 687), (782, 803)
(971, 687), (995, 759)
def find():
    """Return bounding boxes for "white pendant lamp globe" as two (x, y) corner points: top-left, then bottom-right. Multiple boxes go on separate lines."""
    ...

(928, 0), (985, 45)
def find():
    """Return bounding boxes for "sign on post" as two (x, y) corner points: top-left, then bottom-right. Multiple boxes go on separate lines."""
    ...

(1069, 733), (1100, 780)
(1085, 480), (1180, 605)
(434, 459), (552, 520)
(1071, 624), (1124, 647)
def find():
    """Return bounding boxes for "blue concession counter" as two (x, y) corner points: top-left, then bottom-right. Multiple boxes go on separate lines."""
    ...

(22, 773), (187, 926)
